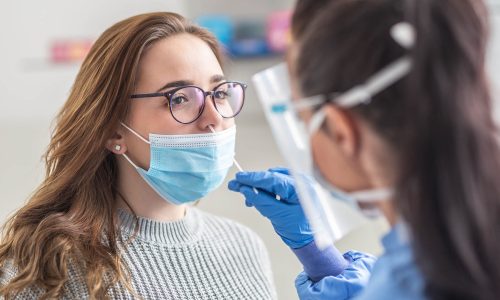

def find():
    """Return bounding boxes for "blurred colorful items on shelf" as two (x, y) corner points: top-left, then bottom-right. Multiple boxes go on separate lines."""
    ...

(230, 20), (270, 57)
(196, 10), (291, 58)
(196, 15), (233, 49)
(50, 39), (93, 63)
(266, 10), (292, 53)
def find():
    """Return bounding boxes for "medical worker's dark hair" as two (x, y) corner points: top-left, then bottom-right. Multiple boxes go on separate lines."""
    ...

(291, 0), (331, 39)
(297, 0), (500, 299)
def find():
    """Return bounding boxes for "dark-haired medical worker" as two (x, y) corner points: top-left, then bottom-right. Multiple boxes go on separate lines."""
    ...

(230, 0), (500, 299)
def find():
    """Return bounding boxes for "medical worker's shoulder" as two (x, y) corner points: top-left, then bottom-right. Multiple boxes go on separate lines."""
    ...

(354, 259), (425, 300)
(354, 241), (425, 300)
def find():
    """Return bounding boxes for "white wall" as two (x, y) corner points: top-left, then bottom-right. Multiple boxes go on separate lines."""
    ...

(0, 0), (187, 121)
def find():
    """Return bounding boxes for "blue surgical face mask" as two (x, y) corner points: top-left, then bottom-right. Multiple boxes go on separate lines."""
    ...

(120, 123), (235, 205)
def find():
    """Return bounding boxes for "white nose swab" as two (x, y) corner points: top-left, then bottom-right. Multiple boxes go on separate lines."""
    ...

(208, 126), (259, 194)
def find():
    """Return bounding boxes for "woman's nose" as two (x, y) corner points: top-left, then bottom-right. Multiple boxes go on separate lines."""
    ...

(197, 95), (223, 131)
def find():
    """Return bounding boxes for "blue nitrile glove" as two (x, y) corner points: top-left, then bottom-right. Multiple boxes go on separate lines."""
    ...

(228, 167), (314, 249)
(229, 167), (351, 281)
(295, 251), (377, 300)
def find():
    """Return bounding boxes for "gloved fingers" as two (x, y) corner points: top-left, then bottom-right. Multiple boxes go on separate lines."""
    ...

(235, 171), (281, 191)
(268, 167), (314, 183)
(267, 168), (302, 204)
(268, 167), (315, 188)
(229, 182), (255, 207)
(268, 167), (290, 175)
(227, 179), (242, 192)
(239, 185), (279, 207)
(267, 168), (315, 187)
(295, 272), (312, 288)
(239, 185), (292, 219)
(235, 171), (295, 200)
(295, 272), (352, 299)
(245, 198), (254, 208)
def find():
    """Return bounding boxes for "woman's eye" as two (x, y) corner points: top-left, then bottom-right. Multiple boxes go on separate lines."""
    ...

(171, 95), (189, 106)
(214, 90), (229, 99)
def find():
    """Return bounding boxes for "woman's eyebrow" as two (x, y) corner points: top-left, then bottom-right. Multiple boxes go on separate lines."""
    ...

(210, 74), (226, 84)
(156, 80), (194, 92)
(155, 75), (225, 93)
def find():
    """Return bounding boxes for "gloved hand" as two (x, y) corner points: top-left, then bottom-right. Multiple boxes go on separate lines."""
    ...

(228, 167), (314, 249)
(295, 251), (377, 300)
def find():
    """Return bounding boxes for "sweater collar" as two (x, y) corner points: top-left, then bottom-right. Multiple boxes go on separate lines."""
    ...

(117, 207), (202, 245)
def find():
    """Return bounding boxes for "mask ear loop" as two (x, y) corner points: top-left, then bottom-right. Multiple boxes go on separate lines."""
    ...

(119, 122), (151, 169)
(334, 22), (415, 108)
(305, 23), (415, 134)
(120, 122), (150, 144)
(308, 107), (327, 136)
(122, 153), (140, 169)
(350, 188), (394, 203)
(307, 105), (339, 145)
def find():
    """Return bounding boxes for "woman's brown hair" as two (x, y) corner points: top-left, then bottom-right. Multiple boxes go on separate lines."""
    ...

(298, 0), (500, 299)
(0, 12), (221, 299)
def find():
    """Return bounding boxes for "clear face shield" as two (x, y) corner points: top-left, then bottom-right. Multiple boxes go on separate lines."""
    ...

(252, 22), (414, 249)
(252, 63), (369, 248)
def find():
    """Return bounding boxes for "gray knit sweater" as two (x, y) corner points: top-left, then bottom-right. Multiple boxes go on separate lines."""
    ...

(1, 208), (277, 299)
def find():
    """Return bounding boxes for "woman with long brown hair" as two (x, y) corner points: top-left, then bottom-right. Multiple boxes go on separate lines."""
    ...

(0, 12), (276, 299)
(230, 0), (500, 299)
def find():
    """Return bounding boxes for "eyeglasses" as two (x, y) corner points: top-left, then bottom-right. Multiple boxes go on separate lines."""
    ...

(130, 81), (247, 124)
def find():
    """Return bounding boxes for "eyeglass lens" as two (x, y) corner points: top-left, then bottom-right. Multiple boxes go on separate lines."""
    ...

(170, 82), (244, 123)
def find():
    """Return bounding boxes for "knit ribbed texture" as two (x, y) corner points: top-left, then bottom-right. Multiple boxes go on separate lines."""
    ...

(1, 208), (277, 299)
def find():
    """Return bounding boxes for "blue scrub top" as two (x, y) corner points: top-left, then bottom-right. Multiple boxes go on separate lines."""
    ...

(295, 223), (426, 299)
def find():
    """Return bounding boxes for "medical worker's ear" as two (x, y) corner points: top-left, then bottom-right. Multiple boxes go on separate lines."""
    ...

(323, 105), (360, 158)
(105, 128), (127, 154)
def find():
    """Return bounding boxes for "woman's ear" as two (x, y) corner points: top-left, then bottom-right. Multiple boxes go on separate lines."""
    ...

(322, 105), (361, 158)
(105, 128), (127, 154)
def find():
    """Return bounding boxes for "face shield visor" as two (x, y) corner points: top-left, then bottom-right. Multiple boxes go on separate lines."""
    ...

(252, 22), (414, 249)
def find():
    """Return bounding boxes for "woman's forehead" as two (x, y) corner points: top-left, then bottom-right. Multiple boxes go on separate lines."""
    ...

(137, 34), (223, 89)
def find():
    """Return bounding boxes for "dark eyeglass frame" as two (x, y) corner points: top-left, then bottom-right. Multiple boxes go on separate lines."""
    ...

(130, 81), (247, 124)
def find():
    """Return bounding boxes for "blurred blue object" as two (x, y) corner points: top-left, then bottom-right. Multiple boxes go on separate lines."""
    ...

(197, 15), (273, 58)
(230, 20), (271, 57)
(196, 15), (234, 48)
(197, 13), (295, 58)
